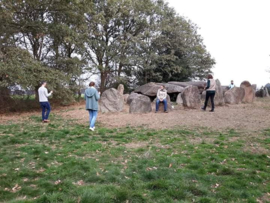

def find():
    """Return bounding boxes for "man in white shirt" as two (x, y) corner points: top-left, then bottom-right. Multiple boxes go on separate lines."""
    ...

(38, 81), (53, 122)
(155, 85), (168, 113)
(229, 80), (235, 89)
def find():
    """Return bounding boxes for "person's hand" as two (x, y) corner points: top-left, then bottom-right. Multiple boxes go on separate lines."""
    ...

(98, 91), (101, 95)
(50, 91), (53, 94)
(160, 99), (163, 102)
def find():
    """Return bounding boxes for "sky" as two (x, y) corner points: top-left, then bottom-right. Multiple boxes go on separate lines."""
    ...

(166, 0), (270, 88)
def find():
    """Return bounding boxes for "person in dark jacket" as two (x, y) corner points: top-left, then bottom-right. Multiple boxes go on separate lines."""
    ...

(85, 82), (100, 131)
(202, 74), (216, 112)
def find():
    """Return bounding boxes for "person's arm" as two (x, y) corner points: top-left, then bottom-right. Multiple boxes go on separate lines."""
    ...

(205, 80), (210, 90)
(157, 89), (161, 100)
(95, 90), (100, 101)
(45, 88), (52, 97)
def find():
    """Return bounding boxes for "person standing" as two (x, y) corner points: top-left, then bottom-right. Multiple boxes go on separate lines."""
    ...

(202, 74), (216, 112)
(85, 82), (100, 131)
(38, 81), (53, 122)
(155, 85), (168, 113)
(229, 80), (235, 89)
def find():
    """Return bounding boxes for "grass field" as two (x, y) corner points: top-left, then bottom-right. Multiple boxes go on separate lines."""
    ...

(0, 114), (270, 203)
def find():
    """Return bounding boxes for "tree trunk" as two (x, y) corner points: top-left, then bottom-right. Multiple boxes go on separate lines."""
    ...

(100, 72), (108, 93)
(34, 86), (39, 101)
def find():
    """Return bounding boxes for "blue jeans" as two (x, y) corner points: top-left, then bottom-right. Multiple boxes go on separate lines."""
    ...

(88, 110), (98, 128)
(40, 102), (51, 121)
(156, 99), (167, 112)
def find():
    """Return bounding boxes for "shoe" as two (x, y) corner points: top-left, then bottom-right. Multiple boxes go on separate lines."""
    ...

(43, 120), (50, 123)
(164, 111), (168, 113)
(209, 110), (214, 112)
(201, 107), (206, 111)
(89, 127), (95, 131)
(155, 111), (158, 113)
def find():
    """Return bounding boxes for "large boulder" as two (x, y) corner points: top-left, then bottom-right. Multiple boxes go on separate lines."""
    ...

(176, 93), (183, 105)
(99, 88), (124, 113)
(224, 87), (245, 104)
(153, 95), (172, 112)
(123, 94), (130, 103)
(127, 92), (139, 105)
(265, 83), (270, 93)
(134, 82), (160, 97)
(129, 94), (152, 113)
(256, 87), (269, 98)
(251, 84), (257, 92)
(214, 79), (225, 106)
(181, 86), (201, 109)
(156, 83), (184, 94)
(240, 81), (255, 103)
(168, 81), (205, 93)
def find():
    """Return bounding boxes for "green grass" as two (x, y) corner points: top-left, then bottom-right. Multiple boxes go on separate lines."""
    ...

(0, 116), (270, 203)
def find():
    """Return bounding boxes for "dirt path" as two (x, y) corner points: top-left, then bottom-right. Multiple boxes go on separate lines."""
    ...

(1, 99), (270, 131)
(60, 98), (270, 131)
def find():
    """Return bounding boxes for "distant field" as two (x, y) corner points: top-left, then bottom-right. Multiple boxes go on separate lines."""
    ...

(0, 113), (269, 202)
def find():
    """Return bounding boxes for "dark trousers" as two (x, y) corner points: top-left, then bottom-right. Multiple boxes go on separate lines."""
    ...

(40, 102), (51, 120)
(204, 91), (215, 110)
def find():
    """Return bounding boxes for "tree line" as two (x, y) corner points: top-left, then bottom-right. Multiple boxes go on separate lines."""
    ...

(0, 0), (215, 106)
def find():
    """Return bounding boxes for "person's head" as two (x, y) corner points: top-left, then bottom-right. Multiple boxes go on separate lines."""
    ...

(207, 74), (213, 79)
(41, 81), (47, 87)
(89, 81), (95, 87)
(231, 80), (234, 84)
(160, 85), (165, 90)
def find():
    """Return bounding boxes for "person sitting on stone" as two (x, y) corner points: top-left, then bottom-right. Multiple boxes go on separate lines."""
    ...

(229, 80), (235, 89)
(155, 85), (168, 113)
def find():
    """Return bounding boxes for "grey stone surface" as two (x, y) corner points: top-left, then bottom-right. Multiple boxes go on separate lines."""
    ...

(99, 88), (124, 113)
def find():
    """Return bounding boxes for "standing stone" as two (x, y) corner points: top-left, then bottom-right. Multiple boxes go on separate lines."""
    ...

(215, 79), (225, 105)
(117, 84), (124, 96)
(176, 93), (183, 105)
(153, 95), (172, 112)
(240, 81), (255, 103)
(129, 94), (152, 113)
(99, 88), (124, 113)
(224, 87), (245, 104)
(123, 94), (130, 103)
(127, 92), (139, 105)
(251, 84), (257, 92)
(181, 86), (201, 109)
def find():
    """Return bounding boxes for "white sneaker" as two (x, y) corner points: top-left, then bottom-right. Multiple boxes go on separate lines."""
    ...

(89, 127), (95, 131)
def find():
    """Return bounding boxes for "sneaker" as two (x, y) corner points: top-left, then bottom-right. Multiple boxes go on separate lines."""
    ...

(201, 107), (206, 111)
(209, 109), (214, 112)
(89, 127), (95, 131)
(164, 111), (168, 113)
(155, 111), (158, 113)
(43, 120), (50, 123)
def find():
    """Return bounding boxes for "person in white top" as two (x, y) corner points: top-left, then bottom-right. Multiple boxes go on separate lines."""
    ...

(38, 81), (53, 122)
(155, 85), (168, 113)
(202, 74), (216, 112)
(229, 80), (235, 89)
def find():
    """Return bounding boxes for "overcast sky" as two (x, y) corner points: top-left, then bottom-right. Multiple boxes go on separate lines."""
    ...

(166, 0), (270, 88)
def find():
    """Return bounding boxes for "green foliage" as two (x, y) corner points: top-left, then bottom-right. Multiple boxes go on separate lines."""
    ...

(0, 0), (215, 107)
